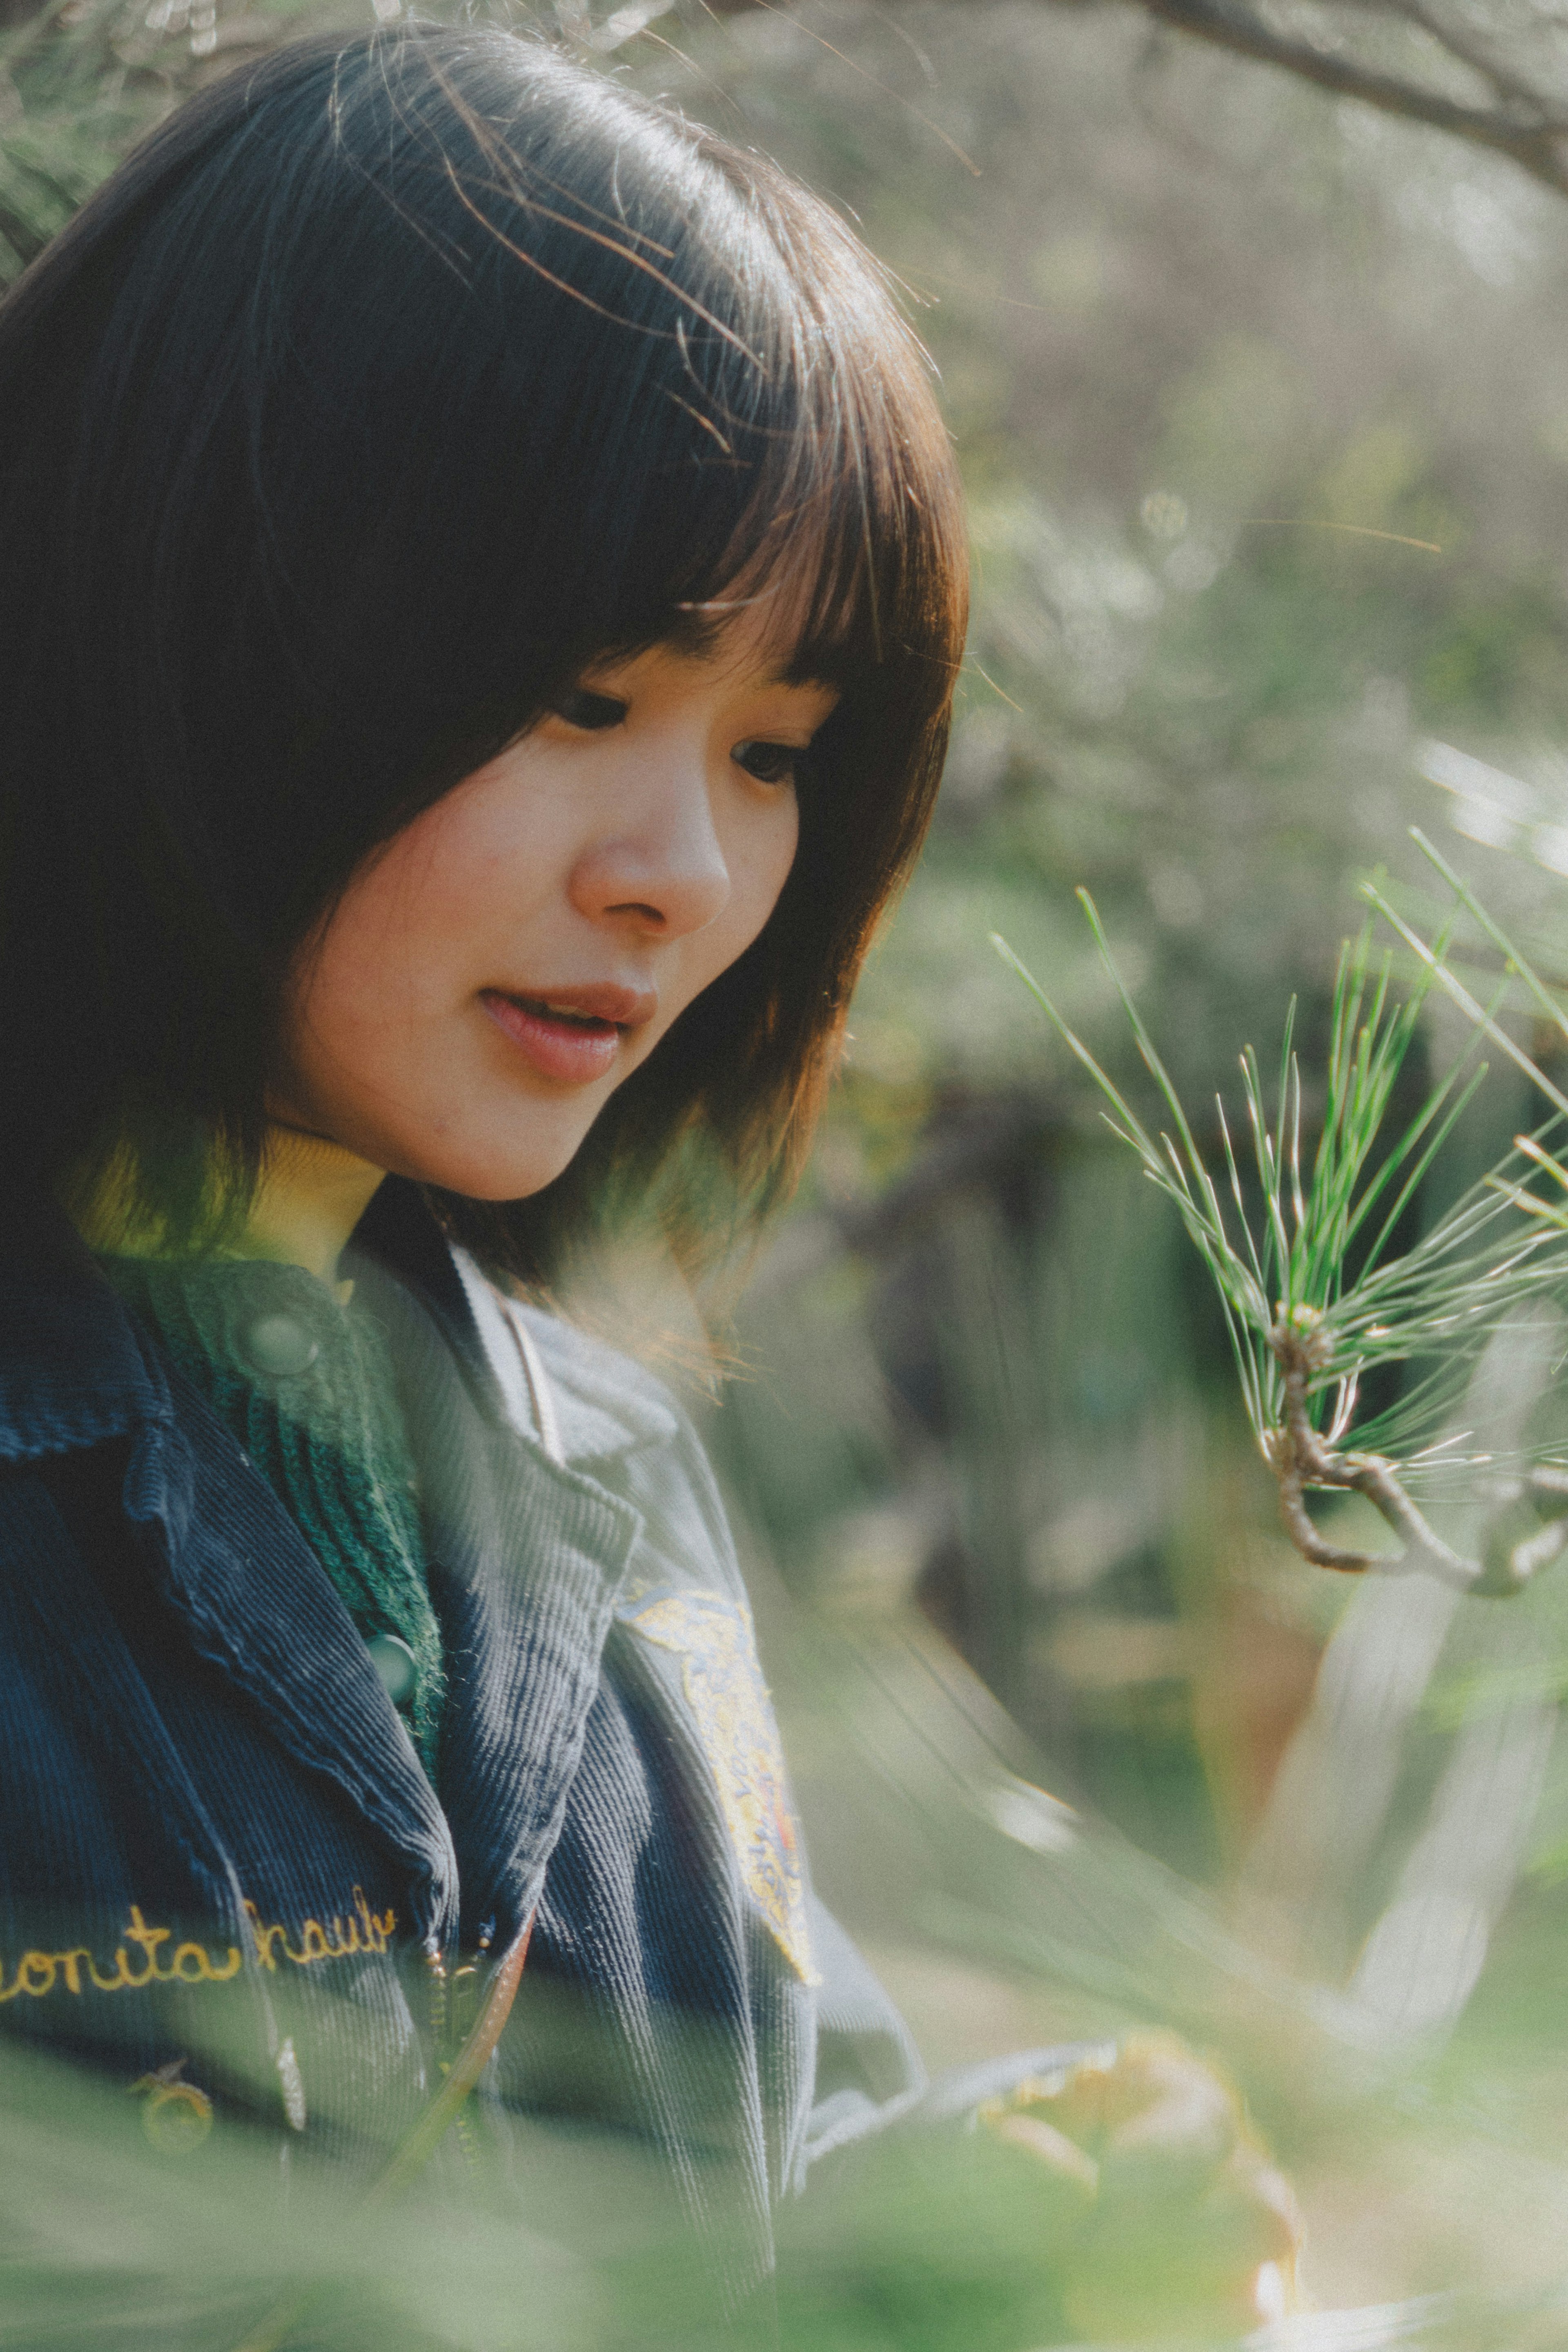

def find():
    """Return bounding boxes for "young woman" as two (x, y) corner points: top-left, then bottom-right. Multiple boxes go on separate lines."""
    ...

(0, 27), (1298, 2342)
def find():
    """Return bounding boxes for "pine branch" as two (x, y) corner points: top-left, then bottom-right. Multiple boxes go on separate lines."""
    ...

(995, 904), (1568, 1601)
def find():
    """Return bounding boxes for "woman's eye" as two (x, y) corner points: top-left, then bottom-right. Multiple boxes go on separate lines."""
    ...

(733, 739), (811, 789)
(552, 688), (628, 732)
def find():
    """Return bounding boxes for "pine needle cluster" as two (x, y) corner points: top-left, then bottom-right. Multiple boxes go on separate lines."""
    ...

(994, 854), (1568, 1592)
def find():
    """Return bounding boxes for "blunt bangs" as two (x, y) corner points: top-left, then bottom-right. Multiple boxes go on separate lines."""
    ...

(0, 26), (967, 1280)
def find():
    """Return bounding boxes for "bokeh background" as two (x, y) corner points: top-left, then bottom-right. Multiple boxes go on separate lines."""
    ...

(670, 10), (1568, 2323)
(15, 0), (1568, 2335)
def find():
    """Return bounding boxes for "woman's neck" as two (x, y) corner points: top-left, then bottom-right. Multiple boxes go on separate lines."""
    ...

(74, 1124), (387, 1288)
(244, 1126), (388, 1285)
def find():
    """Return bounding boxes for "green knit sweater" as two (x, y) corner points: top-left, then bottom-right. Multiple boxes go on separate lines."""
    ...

(100, 1255), (444, 1775)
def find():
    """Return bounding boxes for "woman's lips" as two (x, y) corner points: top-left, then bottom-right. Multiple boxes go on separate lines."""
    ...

(479, 985), (651, 1085)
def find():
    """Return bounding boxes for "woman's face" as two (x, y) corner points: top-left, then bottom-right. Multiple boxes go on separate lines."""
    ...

(274, 611), (834, 1199)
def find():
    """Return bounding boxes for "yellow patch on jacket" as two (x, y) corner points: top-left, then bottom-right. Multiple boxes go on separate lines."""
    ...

(625, 1589), (818, 1985)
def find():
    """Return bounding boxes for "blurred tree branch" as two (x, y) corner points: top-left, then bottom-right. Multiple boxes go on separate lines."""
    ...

(1131, 0), (1568, 199)
(695, 0), (1568, 202)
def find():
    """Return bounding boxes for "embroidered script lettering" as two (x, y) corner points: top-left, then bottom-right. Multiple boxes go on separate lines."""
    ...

(0, 1907), (243, 2004)
(244, 1887), (396, 1973)
(0, 1888), (396, 2006)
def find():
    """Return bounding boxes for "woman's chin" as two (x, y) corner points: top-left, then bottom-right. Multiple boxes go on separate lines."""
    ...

(386, 1132), (590, 1205)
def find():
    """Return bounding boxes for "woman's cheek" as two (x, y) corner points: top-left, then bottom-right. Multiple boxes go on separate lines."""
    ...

(737, 800), (800, 942)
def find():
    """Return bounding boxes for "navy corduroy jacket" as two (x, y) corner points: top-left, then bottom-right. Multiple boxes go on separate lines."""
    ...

(0, 1183), (966, 2304)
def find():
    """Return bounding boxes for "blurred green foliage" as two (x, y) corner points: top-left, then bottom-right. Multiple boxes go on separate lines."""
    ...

(622, 14), (1568, 2315)
(642, 0), (1568, 1832)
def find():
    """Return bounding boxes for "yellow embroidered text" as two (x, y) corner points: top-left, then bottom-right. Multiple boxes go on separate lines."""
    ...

(244, 1887), (396, 1973)
(0, 1907), (243, 2004)
(0, 1888), (397, 2006)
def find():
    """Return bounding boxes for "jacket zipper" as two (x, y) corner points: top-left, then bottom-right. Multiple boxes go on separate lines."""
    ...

(426, 1933), (491, 2176)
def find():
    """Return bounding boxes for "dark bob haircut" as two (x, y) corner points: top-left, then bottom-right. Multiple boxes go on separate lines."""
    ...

(0, 27), (967, 1283)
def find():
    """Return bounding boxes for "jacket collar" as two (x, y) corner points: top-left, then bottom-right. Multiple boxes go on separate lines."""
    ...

(0, 1179), (498, 1468)
(349, 1177), (502, 1407)
(361, 1263), (640, 1944)
(0, 1198), (173, 1464)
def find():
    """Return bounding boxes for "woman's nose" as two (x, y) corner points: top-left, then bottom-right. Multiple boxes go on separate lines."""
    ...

(570, 758), (731, 939)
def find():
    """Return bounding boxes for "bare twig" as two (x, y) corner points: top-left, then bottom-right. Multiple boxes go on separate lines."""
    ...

(1133, 0), (1568, 200)
(697, 0), (1568, 211)
(1389, 0), (1557, 122)
(1267, 1310), (1482, 1584)
(1267, 1312), (1568, 1594)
